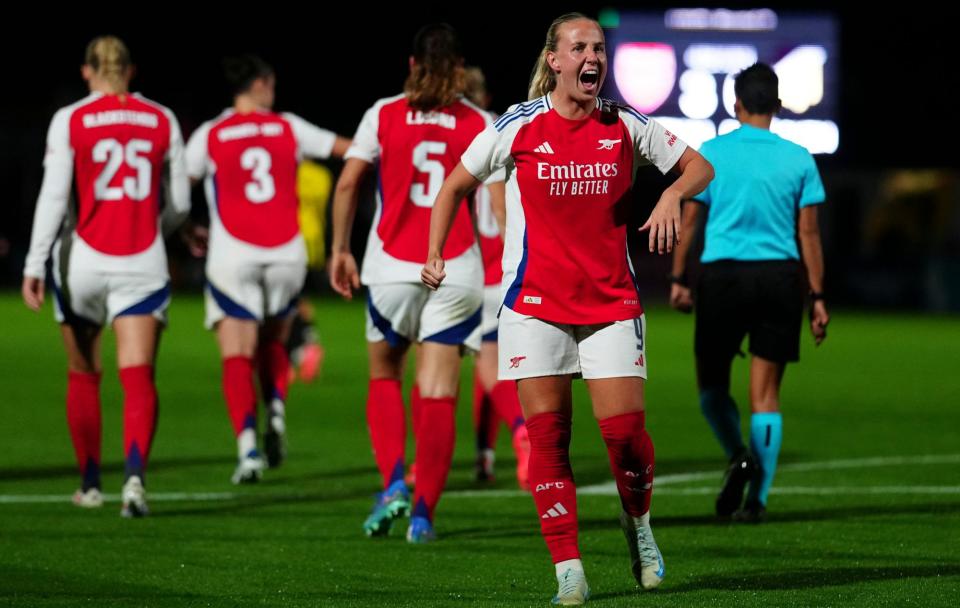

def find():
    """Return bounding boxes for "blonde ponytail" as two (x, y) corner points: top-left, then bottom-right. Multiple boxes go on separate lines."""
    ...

(85, 36), (131, 93)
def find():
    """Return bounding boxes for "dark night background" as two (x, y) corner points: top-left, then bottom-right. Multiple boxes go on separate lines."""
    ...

(2, 4), (957, 308)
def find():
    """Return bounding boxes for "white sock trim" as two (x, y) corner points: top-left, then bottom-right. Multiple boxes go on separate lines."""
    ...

(632, 510), (651, 529)
(238, 428), (257, 459)
(555, 558), (584, 577)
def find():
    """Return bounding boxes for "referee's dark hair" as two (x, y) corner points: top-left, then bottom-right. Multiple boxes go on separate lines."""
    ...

(223, 54), (274, 97)
(734, 62), (781, 115)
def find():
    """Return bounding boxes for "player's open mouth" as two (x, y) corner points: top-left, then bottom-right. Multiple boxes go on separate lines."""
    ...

(579, 68), (599, 90)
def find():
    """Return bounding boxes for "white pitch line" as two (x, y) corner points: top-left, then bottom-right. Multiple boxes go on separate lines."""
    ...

(776, 453), (960, 473)
(653, 486), (960, 496)
(0, 492), (236, 504)
(449, 454), (960, 498)
(447, 485), (960, 499)
(575, 453), (960, 496)
(2, 454), (959, 504)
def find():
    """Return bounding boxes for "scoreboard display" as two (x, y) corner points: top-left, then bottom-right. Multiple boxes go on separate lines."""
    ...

(601, 8), (839, 154)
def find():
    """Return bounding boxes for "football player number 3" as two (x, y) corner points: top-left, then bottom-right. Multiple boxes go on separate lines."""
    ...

(410, 140), (447, 208)
(93, 138), (152, 201)
(241, 146), (276, 204)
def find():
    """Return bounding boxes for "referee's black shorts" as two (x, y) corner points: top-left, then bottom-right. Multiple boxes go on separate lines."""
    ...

(694, 260), (804, 364)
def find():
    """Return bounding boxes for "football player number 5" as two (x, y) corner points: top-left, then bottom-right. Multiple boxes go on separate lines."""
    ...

(410, 140), (447, 208)
(241, 146), (276, 204)
(93, 138), (152, 201)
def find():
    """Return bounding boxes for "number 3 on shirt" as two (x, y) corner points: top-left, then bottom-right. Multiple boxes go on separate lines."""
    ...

(241, 146), (276, 204)
(410, 140), (447, 208)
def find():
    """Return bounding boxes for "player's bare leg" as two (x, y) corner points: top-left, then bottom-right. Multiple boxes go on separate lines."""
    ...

(217, 318), (264, 484)
(114, 314), (161, 517)
(259, 315), (295, 468)
(406, 341), (462, 543)
(363, 340), (411, 536)
(588, 377), (663, 590)
(736, 356), (786, 522)
(61, 323), (104, 508)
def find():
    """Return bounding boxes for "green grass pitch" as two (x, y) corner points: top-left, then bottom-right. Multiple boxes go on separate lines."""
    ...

(1, 292), (958, 606)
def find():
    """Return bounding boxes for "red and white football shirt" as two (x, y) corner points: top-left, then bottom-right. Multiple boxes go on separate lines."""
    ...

(24, 92), (188, 279)
(186, 109), (336, 262)
(345, 94), (490, 287)
(461, 95), (687, 324)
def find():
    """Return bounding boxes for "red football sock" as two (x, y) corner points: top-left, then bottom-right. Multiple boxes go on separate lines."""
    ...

(598, 411), (655, 517)
(410, 384), (421, 439)
(490, 380), (524, 434)
(66, 371), (102, 490)
(368, 379), (406, 488)
(223, 356), (257, 437)
(473, 370), (499, 451)
(526, 412), (579, 563)
(411, 395), (457, 522)
(257, 339), (290, 406)
(119, 365), (158, 480)
(490, 380), (530, 487)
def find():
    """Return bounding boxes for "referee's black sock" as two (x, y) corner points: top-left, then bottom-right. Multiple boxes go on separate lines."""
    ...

(699, 388), (745, 459)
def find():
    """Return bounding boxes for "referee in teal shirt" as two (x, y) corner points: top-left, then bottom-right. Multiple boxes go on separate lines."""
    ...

(670, 63), (830, 522)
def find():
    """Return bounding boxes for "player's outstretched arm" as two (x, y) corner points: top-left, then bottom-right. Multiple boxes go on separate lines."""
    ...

(669, 200), (704, 313)
(641, 147), (713, 254)
(422, 163), (481, 290)
(330, 158), (371, 299)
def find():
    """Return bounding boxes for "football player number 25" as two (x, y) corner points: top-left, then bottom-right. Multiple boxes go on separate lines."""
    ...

(410, 140), (447, 208)
(241, 146), (276, 204)
(93, 138), (153, 201)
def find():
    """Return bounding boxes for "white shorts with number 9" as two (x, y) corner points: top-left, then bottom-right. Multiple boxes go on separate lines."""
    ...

(497, 306), (647, 380)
